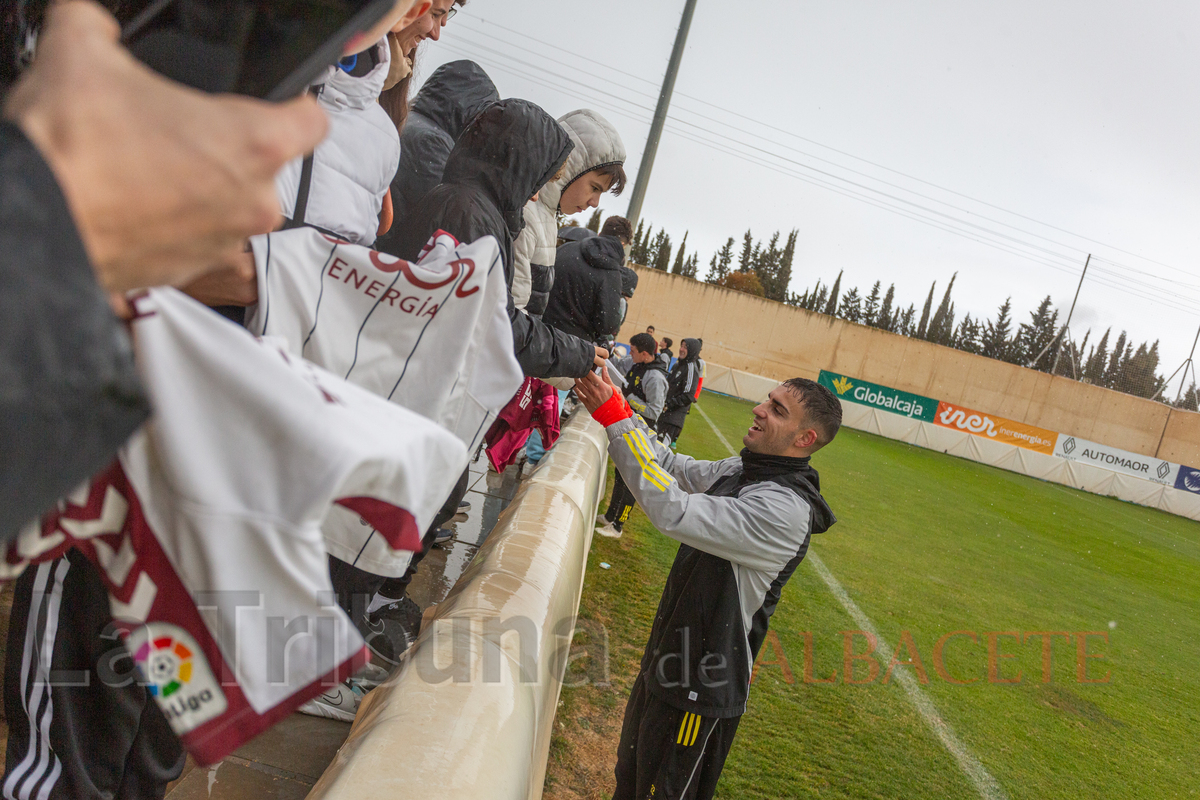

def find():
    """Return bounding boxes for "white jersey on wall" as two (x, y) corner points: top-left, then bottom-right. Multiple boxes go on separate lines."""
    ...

(3, 289), (467, 765)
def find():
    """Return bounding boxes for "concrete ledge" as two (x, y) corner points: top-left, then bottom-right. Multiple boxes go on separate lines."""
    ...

(306, 412), (608, 800)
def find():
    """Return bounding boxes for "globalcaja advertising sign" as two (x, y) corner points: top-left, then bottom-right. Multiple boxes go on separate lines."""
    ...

(818, 371), (937, 422)
(934, 402), (1058, 454)
(1054, 435), (1179, 486)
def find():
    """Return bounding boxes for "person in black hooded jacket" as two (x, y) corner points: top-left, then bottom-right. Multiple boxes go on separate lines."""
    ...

(543, 234), (627, 346)
(384, 98), (601, 379)
(376, 59), (498, 236)
(657, 337), (703, 445)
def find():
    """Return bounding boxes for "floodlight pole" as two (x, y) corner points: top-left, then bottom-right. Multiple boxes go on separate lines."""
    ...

(625, 0), (698, 228)
(1050, 253), (1090, 375)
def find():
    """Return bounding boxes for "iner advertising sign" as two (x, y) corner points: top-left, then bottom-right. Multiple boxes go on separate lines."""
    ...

(934, 402), (1058, 455)
(818, 371), (937, 422)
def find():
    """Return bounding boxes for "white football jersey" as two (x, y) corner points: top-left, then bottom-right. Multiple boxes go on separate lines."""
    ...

(245, 228), (522, 452)
(3, 289), (467, 765)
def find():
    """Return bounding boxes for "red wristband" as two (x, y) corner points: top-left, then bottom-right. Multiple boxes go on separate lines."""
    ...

(592, 390), (633, 427)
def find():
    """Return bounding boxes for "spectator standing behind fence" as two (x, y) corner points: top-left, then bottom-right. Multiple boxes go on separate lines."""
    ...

(657, 337), (703, 447)
(573, 371), (840, 800)
(386, 98), (606, 378)
(544, 215), (633, 347)
(376, 58), (497, 237)
(596, 333), (668, 538)
(512, 109), (627, 316)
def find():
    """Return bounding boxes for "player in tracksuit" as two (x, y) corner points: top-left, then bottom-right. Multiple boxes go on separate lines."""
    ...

(574, 370), (841, 800)
(597, 333), (669, 538)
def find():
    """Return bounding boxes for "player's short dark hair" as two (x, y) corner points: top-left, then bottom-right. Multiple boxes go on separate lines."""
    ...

(646, 325), (655, 333)
(600, 215), (634, 244)
(630, 333), (657, 355)
(783, 378), (842, 447)
(660, 337), (673, 349)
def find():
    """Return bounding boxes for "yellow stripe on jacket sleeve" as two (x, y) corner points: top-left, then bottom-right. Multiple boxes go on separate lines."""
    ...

(628, 430), (674, 488)
(623, 432), (672, 492)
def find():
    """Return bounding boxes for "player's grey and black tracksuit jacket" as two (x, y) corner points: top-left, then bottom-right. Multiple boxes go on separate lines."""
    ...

(605, 358), (670, 528)
(605, 414), (835, 800)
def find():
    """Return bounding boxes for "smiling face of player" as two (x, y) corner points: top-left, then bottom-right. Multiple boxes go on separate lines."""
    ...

(744, 387), (819, 457)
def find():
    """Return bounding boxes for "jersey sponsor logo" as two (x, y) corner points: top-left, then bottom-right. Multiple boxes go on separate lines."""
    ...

(368, 251), (480, 297)
(127, 623), (227, 734)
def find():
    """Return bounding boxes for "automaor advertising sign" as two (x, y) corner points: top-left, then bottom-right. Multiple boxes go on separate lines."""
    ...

(1054, 435), (1179, 486)
(818, 371), (937, 421)
(934, 402), (1058, 454)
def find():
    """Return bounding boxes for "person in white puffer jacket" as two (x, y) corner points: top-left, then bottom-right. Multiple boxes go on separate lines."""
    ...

(512, 109), (627, 315)
(275, 36), (401, 247)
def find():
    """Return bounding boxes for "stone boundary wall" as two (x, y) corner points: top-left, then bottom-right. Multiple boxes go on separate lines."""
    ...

(621, 267), (1200, 464)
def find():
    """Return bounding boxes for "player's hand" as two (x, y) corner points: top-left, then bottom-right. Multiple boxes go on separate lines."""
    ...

(3, 1), (328, 293)
(574, 369), (615, 414)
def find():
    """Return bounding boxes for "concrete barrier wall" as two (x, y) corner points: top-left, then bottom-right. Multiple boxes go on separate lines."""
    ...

(307, 412), (608, 800)
(622, 268), (1200, 464)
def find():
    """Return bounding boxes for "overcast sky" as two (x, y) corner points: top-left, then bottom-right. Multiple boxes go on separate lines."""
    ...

(414, 0), (1200, 391)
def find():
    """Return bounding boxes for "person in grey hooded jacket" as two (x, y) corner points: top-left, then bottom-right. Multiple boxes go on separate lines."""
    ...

(512, 109), (627, 315)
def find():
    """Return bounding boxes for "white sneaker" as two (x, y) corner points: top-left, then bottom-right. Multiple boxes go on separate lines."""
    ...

(595, 512), (608, 528)
(298, 679), (364, 722)
(596, 521), (623, 539)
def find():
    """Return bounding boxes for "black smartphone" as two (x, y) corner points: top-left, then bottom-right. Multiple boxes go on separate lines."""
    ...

(120, 0), (397, 100)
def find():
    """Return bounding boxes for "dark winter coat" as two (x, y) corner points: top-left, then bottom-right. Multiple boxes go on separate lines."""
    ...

(382, 99), (596, 379)
(377, 60), (498, 238)
(543, 235), (626, 344)
(659, 337), (703, 429)
(0, 123), (150, 541)
(557, 226), (595, 245)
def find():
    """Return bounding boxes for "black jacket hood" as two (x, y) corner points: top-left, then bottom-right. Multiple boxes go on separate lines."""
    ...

(411, 60), (499, 140)
(680, 337), (702, 363)
(442, 99), (574, 239)
(620, 266), (638, 298)
(580, 235), (625, 272)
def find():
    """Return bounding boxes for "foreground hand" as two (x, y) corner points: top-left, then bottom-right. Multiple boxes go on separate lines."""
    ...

(3, 1), (328, 293)
(181, 250), (259, 307)
(574, 368), (617, 414)
(593, 345), (609, 369)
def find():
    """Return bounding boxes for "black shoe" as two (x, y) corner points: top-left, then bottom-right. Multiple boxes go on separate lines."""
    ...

(362, 597), (423, 665)
(432, 527), (455, 547)
(458, 499), (471, 512)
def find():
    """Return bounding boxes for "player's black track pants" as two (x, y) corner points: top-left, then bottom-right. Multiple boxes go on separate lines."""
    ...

(605, 470), (638, 530)
(612, 671), (740, 800)
(2, 550), (184, 800)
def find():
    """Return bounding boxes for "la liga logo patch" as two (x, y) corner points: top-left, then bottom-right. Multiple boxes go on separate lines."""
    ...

(127, 623), (227, 734)
(135, 634), (194, 698)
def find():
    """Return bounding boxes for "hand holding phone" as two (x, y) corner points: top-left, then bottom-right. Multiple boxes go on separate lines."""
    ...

(121, 0), (398, 100)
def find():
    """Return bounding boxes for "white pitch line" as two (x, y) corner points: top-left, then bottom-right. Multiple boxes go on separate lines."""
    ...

(695, 402), (1008, 800)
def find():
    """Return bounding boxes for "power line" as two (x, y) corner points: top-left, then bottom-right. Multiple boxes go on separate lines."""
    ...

(452, 15), (1200, 283)
(434, 42), (1200, 317)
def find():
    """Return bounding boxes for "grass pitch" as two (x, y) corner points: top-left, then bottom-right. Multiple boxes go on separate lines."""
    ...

(544, 392), (1200, 800)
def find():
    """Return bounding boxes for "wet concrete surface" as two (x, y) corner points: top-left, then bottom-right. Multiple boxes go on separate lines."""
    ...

(165, 451), (526, 798)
